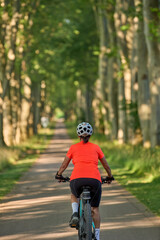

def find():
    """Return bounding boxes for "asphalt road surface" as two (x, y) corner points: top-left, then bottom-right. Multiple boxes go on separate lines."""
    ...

(0, 120), (160, 240)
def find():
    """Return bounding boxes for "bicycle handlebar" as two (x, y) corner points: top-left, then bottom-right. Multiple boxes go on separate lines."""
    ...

(55, 175), (114, 183)
(61, 176), (70, 182)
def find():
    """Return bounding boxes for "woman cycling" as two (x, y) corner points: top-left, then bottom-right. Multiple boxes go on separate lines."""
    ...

(55, 122), (113, 240)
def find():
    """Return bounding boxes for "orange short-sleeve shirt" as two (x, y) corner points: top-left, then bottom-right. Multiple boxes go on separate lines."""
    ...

(66, 141), (104, 182)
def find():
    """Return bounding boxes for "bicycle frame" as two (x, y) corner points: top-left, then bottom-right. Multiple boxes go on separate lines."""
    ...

(55, 175), (114, 240)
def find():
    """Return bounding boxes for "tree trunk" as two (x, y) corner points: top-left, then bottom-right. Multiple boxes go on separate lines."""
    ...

(143, 0), (160, 147)
(3, 84), (13, 145)
(0, 0), (20, 146)
(130, 6), (140, 143)
(14, 49), (23, 144)
(33, 82), (41, 135)
(105, 3), (118, 139)
(0, 1), (10, 146)
(118, 74), (127, 143)
(0, 85), (5, 146)
(9, 70), (21, 145)
(76, 88), (83, 122)
(20, 71), (32, 141)
(107, 57), (118, 139)
(85, 81), (93, 124)
(97, 0), (110, 136)
(92, 78), (103, 132)
(135, 0), (151, 147)
(114, 0), (129, 143)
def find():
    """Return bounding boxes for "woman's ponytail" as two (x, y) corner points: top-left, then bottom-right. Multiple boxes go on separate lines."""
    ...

(81, 135), (90, 143)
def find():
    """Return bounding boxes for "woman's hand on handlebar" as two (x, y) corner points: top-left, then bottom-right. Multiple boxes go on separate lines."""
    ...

(101, 176), (114, 184)
(55, 172), (70, 182)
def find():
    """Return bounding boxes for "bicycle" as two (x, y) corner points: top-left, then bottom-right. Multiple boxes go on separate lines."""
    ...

(55, 175), (114, 240)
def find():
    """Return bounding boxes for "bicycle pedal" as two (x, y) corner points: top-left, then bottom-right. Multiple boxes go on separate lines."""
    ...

(70, 224), (77, 228)
(69, 220), (79, 228)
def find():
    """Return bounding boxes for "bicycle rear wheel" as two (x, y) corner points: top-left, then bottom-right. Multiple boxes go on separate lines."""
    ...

(78, 215), (84, 240)
(84, 203), (92, 240)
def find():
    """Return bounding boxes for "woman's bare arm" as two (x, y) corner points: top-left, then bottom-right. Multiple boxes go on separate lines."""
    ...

(100, 156), (112, 177)
(57, 155), (71, 175)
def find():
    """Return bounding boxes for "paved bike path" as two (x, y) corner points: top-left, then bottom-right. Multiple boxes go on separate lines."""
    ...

(0, 120), (160, 240)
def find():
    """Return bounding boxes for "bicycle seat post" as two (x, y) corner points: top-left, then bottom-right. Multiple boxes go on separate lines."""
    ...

(82, 186), (91, 202)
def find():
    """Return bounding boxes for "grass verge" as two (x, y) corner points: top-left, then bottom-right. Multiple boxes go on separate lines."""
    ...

(66, 121), (160, 216)
(0, 126), (54, 201)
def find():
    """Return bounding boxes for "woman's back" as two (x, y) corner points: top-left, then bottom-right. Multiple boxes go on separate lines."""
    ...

(67, 141), (104, 181)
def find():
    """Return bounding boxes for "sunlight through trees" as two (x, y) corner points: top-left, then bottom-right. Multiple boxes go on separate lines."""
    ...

(0, 0), (160, 147)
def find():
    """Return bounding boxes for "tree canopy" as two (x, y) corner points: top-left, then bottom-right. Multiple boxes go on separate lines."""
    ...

(0, 0), (160, 148)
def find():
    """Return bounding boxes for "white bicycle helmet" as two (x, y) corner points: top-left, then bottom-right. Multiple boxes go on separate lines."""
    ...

(77, 122), (93, 137)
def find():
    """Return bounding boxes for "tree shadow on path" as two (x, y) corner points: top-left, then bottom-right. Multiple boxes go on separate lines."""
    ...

(0, 120), (160, 240)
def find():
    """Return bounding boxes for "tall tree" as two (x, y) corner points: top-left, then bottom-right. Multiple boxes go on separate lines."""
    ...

(135, 0), (150, 147)
(105, 1), (118, 139)
(0, 0), (20, 146)
(114, 0), (130, 143)
(143, 0), (160, 147)
(93, 0), (110, 136)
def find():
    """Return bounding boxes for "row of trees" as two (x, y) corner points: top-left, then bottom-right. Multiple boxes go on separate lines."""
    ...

(0, 0), (64, 146)
(0, 0), (99, 146)
(0, 0), (41, 146)
(0, 0), (160, 148)
(92, 0), (160, 147)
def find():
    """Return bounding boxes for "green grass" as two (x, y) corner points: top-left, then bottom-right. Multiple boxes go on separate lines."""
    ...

(0, 148), (20, 171)
(0, 125), (54, 200)
(66, 121), (160, 216)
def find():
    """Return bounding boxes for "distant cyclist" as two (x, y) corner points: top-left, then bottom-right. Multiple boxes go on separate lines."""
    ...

(55, 122), (113, 240)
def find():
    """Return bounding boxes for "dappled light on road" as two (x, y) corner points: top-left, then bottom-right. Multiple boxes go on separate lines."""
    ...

(0, 121), (160, 240)
(100, 182), (160, 240)
(0, 228), (77, 240)
(101, 218), (160, 230)
(1, 194), (71, 212)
